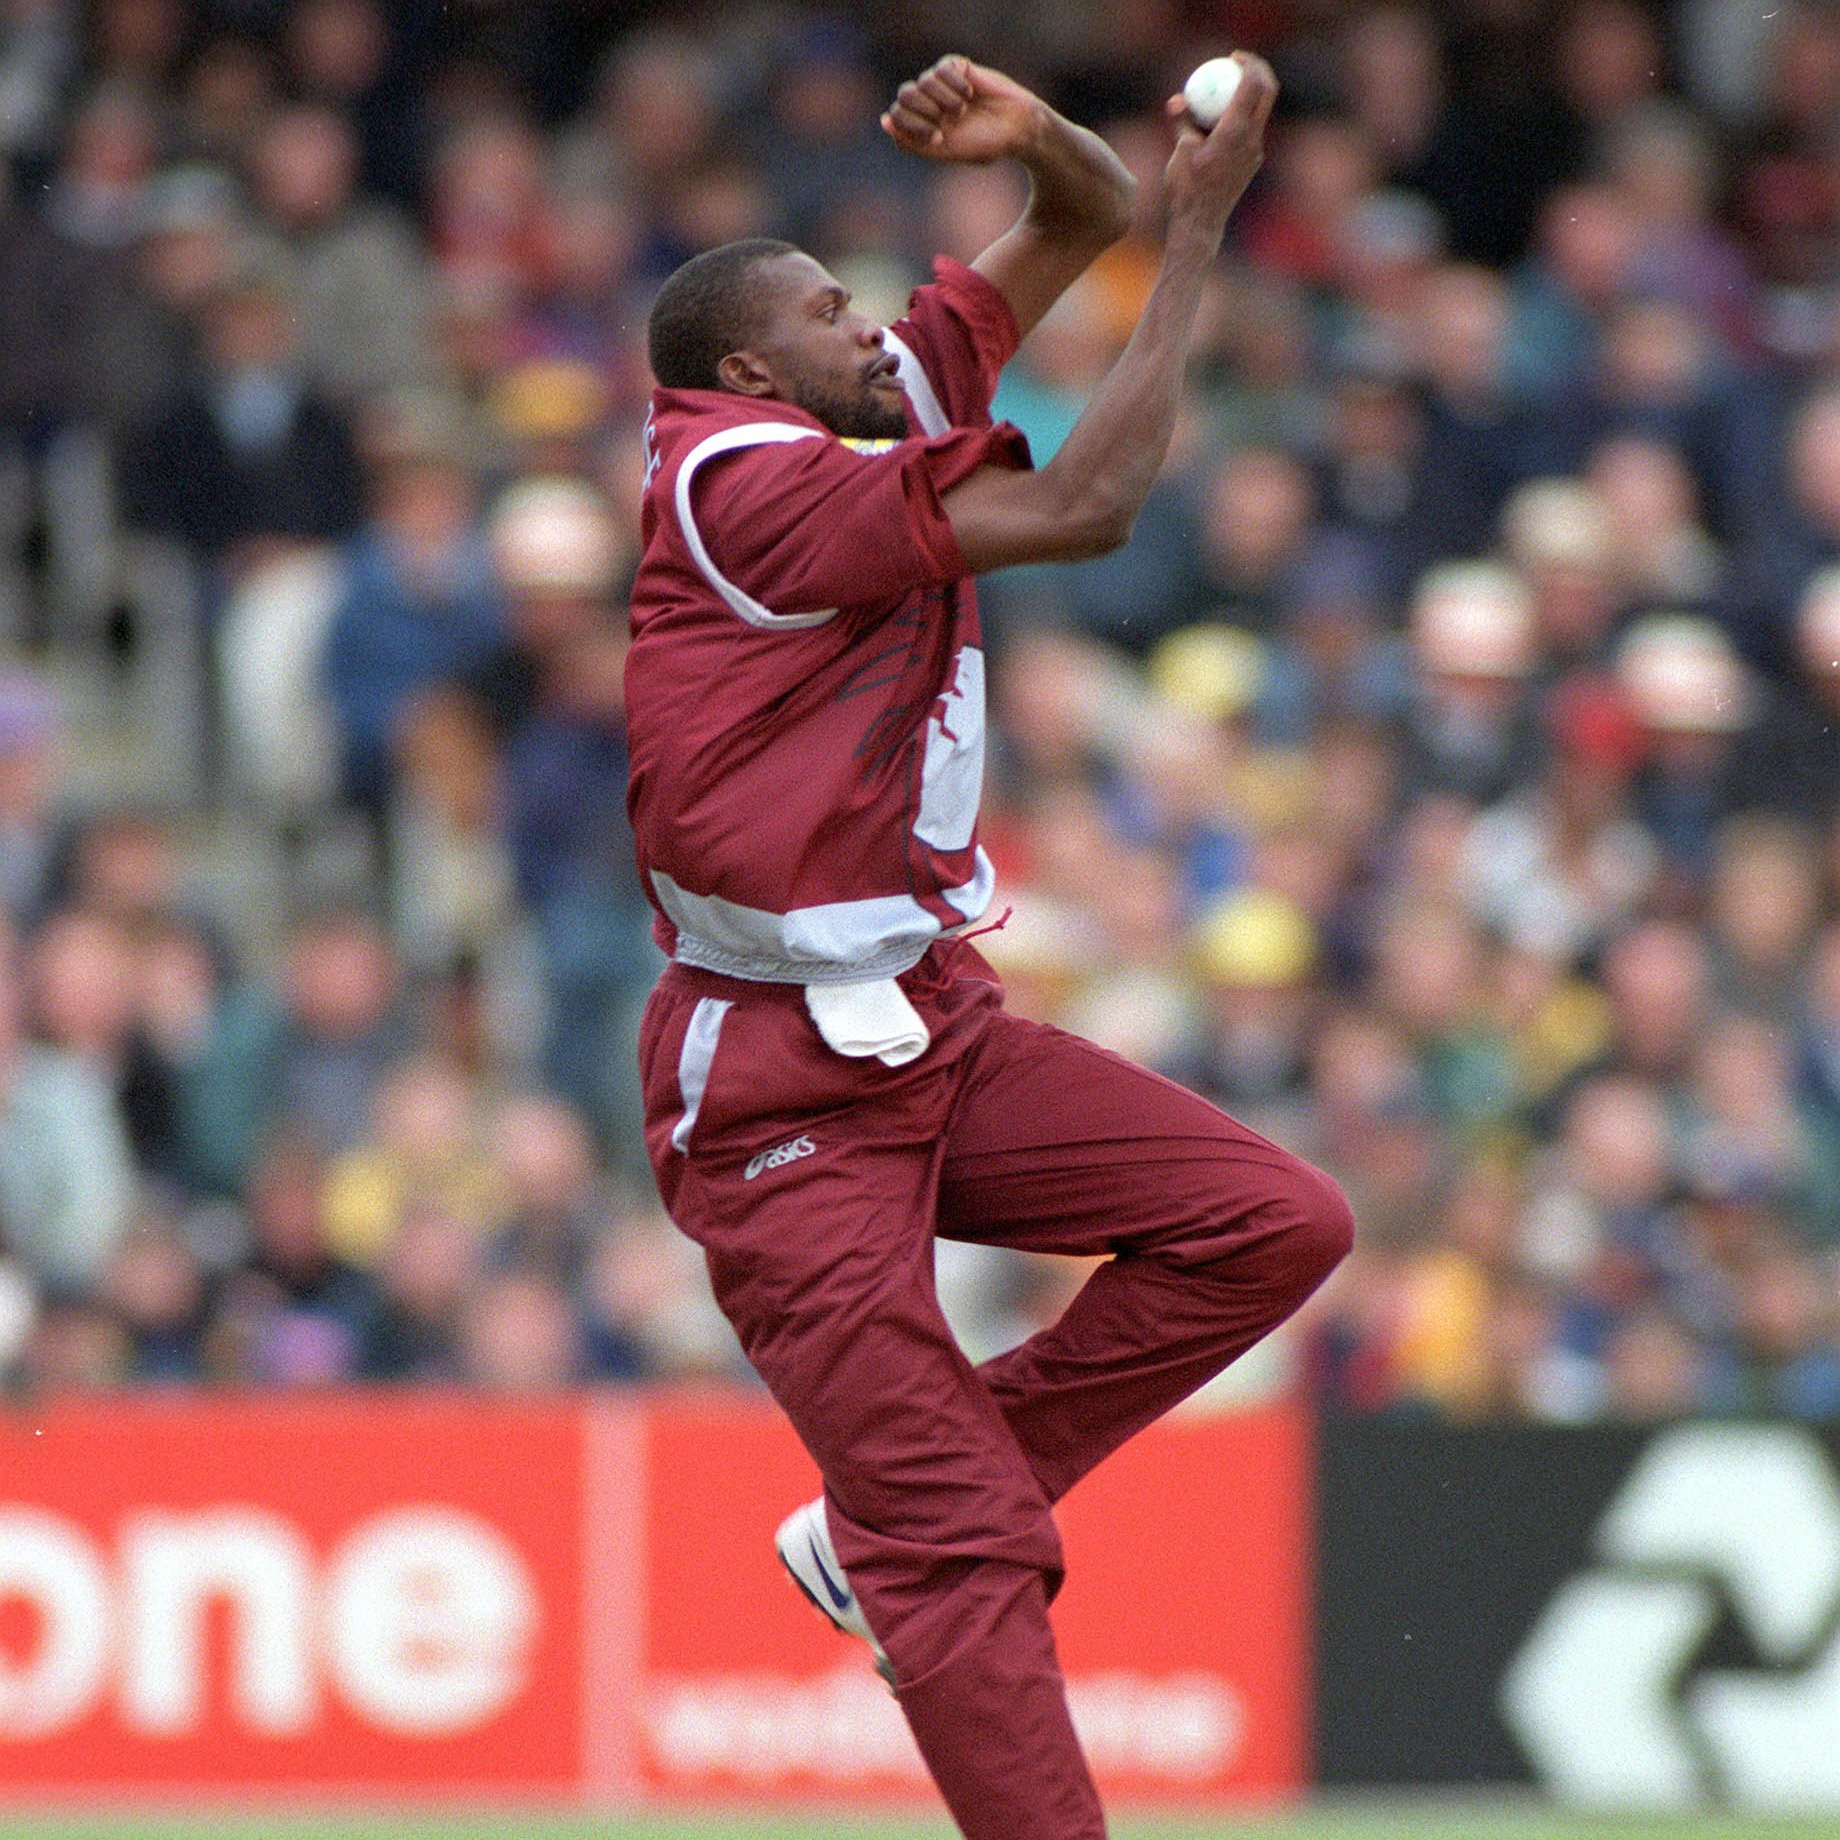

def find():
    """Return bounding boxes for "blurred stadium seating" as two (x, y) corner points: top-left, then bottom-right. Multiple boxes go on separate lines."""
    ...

(0, 0), (1836, 1431)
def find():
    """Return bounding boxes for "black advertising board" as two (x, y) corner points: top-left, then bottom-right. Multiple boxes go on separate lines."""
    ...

(1314, 1418), (1840, 1809)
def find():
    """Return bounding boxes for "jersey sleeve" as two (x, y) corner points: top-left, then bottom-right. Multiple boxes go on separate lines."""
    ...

(887, 257), (1023, 429)
(689, 420), (1031, 618)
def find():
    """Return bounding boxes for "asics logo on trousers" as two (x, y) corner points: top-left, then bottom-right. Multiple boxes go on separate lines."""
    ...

(745, 1135), (816, 1180)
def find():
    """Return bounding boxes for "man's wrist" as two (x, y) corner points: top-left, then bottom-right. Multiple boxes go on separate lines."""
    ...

(1014, 105), (1135, 240)
(1010, 98), (1062, 171)
(1163, 210), (1227, 264)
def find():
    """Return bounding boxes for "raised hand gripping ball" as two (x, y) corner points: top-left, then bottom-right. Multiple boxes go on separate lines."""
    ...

(1183, 56), (1244, 129)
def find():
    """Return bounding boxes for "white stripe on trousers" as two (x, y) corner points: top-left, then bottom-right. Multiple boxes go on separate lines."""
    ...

(670, 996), (733, 1153)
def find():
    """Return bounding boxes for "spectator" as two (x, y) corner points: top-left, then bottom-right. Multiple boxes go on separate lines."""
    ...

(1684, 1015), (1812, 1223)
(1316, 362), (1424, 593)
(471, 477), (652, 1168)
(362, 1203), (477, 1381)
(321, 1052), (501, 1268)
(579, 1204), (743, 1381)
(1402, 562), (1542, 803)
(3, 0), (1840, 1423)
(1399, 265), (1534, 572)
(1511, 182), (1639, 396)
(1747, 566), (1840, 819)
(1186, 446), (1320, 634)
(103, 1212), (206, 1381)
(0, 669), (61, 921)
(1327, 188), (1446, 386)
(750, 20), (915, 252)
(28, 905), (139, 1076)
(1502, 478), (1625, 677)
(1725, 384), (1840, 658)
(1587, 434), (1723, 609)
(320, 422), (502, 811)
(427, 109), (553, 297)
(1258, 533), (1410, 744)
(1180, 887), (1321, 1121)
(1705, 815), (1823, 1013)
(186, 909), (408, 1193)
(123, 915), (225, 1193)
(485, 1093), (615, 1287)
(0, 918), (136, 1291)
(1464, 674), (1656, 965)
(1605, 101), (1756, 349)
(455, 1268), (580, 1392)
(245, 102), (434, 407)
(121, 253), (363, 567)
(1524, 1072), (1677, 1315)
(48, 84), (159, 253)
(103, 164), (244, 432)
(282, 0), (418, 206)
(1729, 1245), (1840, 1418)
(1597, 919), (1718, 1092)
(561, 29), (718, 244)
(179, 35), (279, 171)
(228, 1131), (378, 1384)
(1616, 613), (1759, 878)
(1600, 1309), (1709, 1418)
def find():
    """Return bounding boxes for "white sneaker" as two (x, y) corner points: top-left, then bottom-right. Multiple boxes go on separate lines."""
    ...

(774, 1497), (896, 1686)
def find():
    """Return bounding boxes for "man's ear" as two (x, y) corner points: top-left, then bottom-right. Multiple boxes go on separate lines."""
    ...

(716, 350), (777, 397)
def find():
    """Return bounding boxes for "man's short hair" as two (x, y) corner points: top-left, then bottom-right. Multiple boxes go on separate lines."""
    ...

(647, 238), (798, 392)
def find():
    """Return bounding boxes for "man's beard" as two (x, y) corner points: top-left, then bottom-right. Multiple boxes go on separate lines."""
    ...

(792, 374), (909, 442)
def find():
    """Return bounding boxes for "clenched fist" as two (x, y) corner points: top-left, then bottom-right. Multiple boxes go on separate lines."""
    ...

(881, 55), (1049, 166)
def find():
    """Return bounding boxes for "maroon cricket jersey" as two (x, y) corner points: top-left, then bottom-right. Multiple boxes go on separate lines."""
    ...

(626, 258), (1030, 984)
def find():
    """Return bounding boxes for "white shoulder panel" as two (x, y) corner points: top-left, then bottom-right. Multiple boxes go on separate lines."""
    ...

(675, 422), (840, 630)
(883, 331), (948, 438)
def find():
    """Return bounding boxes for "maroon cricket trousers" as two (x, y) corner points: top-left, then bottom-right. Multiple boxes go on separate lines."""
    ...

(640, 940), (1353, 1840)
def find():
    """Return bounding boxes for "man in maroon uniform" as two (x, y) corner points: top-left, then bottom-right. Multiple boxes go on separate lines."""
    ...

(626, 54), (1349, 1840)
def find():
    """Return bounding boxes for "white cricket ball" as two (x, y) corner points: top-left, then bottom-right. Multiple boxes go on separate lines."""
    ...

(1183, 56), (1244, 129)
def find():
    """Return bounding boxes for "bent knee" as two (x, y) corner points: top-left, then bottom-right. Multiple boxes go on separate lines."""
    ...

(1237, 1157), (1354, 1294)
(1291, 1161), (1354, 1260)
(1176, 1153), (1354, 1280)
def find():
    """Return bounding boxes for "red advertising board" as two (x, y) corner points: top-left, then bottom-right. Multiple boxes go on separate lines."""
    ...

(0, 1395), (596, 1801)
(0, 1391), (1308, 1807)
(635, 1393), (1310, 1806)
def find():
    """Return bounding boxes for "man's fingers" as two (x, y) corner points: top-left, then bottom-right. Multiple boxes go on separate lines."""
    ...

(929, 55), (976, 102)
(1245, 57), (1279, 133)
(894, 78), (948, 128)
(884, 101), (941, 146)
(915, 68), (970, 116)
(1165, 93), (1208, 157)
(1215, 52), (1278, 135)
(889, 54), (973, 129)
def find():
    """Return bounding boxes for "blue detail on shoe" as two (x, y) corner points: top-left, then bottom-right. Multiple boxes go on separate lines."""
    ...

(808, 1531), (852, 1612)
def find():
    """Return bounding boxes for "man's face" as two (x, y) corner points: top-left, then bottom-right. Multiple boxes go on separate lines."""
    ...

(733, 252), (909, 441)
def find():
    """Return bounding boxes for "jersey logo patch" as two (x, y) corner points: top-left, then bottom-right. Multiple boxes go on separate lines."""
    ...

(744, 1135), (817, 1181)
(839, 436), (900, 455)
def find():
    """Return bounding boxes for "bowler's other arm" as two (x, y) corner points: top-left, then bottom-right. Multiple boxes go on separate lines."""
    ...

(935, 55), (1278, 570)
(882, 55), (1136, 341)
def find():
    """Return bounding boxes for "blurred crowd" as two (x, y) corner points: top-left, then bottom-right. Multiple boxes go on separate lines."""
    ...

(3, 0), (1840, 1422)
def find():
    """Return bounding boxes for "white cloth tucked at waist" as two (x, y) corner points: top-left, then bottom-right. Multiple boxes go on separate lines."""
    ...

(804, 977), (930, 1067)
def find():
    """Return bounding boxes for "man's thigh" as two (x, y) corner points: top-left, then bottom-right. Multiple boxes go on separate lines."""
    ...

(938, 1007), (1318, 1260)
(642, 973), (1055, 1560)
